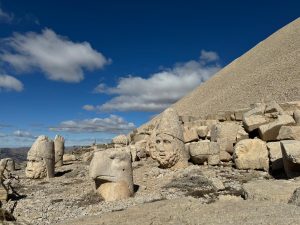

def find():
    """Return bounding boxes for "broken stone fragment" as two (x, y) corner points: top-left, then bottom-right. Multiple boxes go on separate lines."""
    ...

(189, 141), (220, 165)
(258, 115), (295, 141)
(243, 115), (271, 132)
(277, 126), (300, 141)
(281, 140), (300, 178)
(219, 150), (231, 162)
(112, 134), (129, 148)
(294, 110), (300, 125)
(267, 142), (283, 171)
(183, 126), (199, 143)
(233, 139), (269, 171)
(196, 126), (208, 138)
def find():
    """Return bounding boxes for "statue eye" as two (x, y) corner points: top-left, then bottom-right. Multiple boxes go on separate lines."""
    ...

(163, 140), (171, 144)
(156, 140), (160, 144)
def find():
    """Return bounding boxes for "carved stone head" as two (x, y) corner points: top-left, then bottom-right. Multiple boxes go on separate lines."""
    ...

(54, 135), (65, 167)
(25, 135), (55, 179)
(150, 108), (189, 169)
(89, 149), (133, 201)
(112, 134), (129, 148)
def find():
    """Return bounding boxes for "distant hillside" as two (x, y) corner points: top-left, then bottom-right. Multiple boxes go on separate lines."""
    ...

(0, 147), (29, 163)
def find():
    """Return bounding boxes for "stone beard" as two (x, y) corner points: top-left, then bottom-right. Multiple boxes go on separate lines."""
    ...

(151, 133), (186, 169)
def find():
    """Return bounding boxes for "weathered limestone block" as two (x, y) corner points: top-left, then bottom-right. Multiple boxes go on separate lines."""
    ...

(236, 126), (249, 142)
(189, 141), (220, 165)
(258, 115), (295, 141)
(89, 149), (134, 201)
(265, 100), (285, 115)
(196, 126), (208, 138)
(179, 115), (195, 124)
(243, 180), (300, 203)
(183, 126), (199, 143)
(277, 126), (300, 141)
(63, 154), (77, 162)
(149, 108), (189, 169)
(134, 140), (148, 159)
(234, 108), (251, 121)
(219, 150), (231, 162)
(112, 134), (129, 147)
(243, 115), (270, 132)
(281, 140), (300, 178)
(233, 139), (269, 171)
(25, 135), (55, 179)
(294, 110), (300, 125)
(211, 122), (240, 153)
(81, 151), (94, 162)
(54, 135), (65, 167)
(267, 142), (283, 171)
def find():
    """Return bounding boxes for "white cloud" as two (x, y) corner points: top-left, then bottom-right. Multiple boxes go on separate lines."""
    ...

(200, 50), (219, 63)
(13, 130), (35, 139)
(88, 50), (221, 112)
(50, 115), (135, 133)
(0, 74), (23, 92)
(82, 104), (95, 111)
(0, 7), (13, 23)
(0, 28), (110, 82)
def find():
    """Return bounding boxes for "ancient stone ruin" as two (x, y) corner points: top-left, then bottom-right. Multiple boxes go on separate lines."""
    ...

(89, 148), (134, 201)
(54, 135), (65, 167)
(25, 135), (55, 179)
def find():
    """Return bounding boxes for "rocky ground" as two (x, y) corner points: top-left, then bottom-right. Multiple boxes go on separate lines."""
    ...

(1, 157), (292, 225)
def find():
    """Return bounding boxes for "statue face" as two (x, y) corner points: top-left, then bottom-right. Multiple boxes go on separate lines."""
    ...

(25, 156), (47, 179)
(151, 133), (180, 168)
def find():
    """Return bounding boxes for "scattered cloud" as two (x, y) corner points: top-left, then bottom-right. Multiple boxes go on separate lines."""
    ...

(13, 130), (35, 139)
(0, 7), (14, 23)
(0, 28), (110, 82)
(0, 74), (23, 92)
(82, 104), (95, 111)
(50, 115), (135, 133)
(200, 50), (219, 63)
(87, 50), (221, 112)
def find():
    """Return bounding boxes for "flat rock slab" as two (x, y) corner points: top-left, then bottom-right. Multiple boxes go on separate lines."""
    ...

(243, 179), (300, 203)
(61, 197), (300, 225)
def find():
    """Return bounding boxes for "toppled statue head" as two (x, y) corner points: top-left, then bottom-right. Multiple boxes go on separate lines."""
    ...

(25, 135), (55, 179)
(89, 149), (134, 201)
(54, 135), (65, 167)
(112, 134), (129, 148)
(150, 108), (189, 169)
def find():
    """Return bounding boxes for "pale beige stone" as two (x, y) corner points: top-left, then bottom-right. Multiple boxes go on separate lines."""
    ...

(258, 115), (295, 141)
(234, 108), (251, 121)
(183, 126), (199, 143)
(294, 110), (300, 125)
(112, 134), (129, 147)
(0, 158), (15, 172)
(243, 179), (300, 203)
(236, 126), (249, 142)
(25, 135), (55, 179)
(150, 108), (189, 169)
(211, 122), (240, 153)
(189, 141), (220, 165)
(265, 100), (285, 115)
(243, 115), (270, 132)
(81, 151), (94, 162)
(219, 150), (231, 162)
(233, 139), (269, 171)
(54, 135), (65, 167)
(196, 126), (208, 138)
(277, 126), (300, 141)
(281, 140), (300, 178)
(89, 149), (134, 201)
(63, 154), (77, 162)
(267, 142), (283, 171)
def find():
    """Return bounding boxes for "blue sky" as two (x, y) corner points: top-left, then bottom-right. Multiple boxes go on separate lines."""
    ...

(0, 0), (299, 147)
